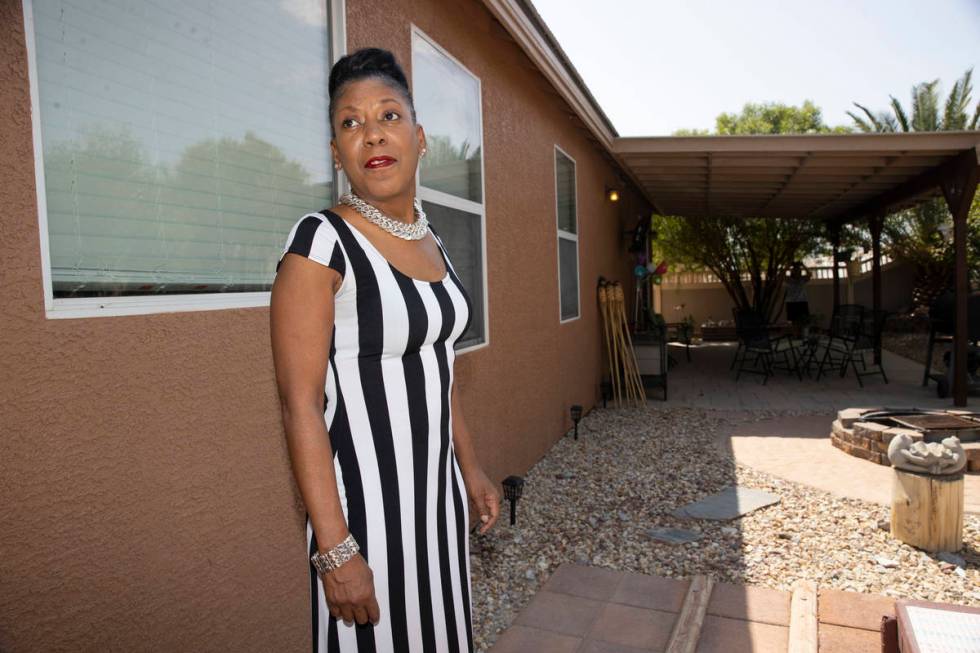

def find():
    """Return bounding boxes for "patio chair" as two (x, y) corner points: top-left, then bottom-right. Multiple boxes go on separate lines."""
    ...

(729, 307), (753, 371)
(814, 304), (863, 379)
(817, 306), (889, 387)
(733, 309), (801, 383)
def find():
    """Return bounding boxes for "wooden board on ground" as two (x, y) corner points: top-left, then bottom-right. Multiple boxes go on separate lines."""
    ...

(788, 580), (818, 653)
(666, 574), (713, 653)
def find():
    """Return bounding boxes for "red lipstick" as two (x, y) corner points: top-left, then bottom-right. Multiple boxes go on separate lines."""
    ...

(365, 156), (396, 169)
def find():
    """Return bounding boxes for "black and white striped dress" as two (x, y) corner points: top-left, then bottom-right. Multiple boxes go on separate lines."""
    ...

(277, 209), (474, 653)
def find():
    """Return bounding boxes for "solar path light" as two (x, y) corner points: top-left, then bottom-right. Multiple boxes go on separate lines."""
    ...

(570, 404), (583, 439)
(501, 475), (525, 526)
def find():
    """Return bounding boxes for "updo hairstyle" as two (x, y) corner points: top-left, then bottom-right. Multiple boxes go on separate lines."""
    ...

(328, 47), (417, 134)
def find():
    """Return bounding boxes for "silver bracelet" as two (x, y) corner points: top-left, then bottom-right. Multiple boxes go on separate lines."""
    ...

(310, 534), (359, 574)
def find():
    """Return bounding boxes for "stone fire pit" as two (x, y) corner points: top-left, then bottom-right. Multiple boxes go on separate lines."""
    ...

(831, 408), (980, 472)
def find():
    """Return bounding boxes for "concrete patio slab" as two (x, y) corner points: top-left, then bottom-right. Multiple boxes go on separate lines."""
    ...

(644, 527), (703, 544)
(672, 486), (781, 521)
(717, 413), (980, 514)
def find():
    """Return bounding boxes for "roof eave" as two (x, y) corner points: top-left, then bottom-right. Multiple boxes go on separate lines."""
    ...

(480, 0), (618, 150)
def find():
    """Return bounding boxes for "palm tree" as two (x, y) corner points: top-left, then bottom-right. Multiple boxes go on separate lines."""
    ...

(848, 68), (980, 307)
(847, 68), (980, 133)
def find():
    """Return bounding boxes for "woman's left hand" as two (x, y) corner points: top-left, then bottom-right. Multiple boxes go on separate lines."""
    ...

(462, 466), (501, 534)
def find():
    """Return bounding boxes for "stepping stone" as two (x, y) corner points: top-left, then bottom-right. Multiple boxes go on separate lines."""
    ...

(672, 486), (780, 521)
(644, 527), (703, 545)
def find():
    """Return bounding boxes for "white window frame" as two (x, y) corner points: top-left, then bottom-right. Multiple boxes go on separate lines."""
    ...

(23, 0), (347, 319)
(411, 25), (489, 355)
(555, 145), (580, 323)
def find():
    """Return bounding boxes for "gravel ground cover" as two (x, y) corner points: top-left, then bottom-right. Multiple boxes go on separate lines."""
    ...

(469, 405), (980, 652)
(882, 332), (934, 366)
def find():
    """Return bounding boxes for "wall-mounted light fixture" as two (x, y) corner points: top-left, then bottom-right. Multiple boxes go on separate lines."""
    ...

(606, 187), (620, 202)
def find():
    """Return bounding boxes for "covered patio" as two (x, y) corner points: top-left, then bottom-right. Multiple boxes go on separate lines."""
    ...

(611, 132), (980, 406)
(658, 341), (952, 412)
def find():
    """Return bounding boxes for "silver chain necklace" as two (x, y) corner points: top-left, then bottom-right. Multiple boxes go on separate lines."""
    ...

(339, 191), (429, 241)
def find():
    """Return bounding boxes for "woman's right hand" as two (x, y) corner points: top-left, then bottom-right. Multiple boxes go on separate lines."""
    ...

(322, 553), (380, 626)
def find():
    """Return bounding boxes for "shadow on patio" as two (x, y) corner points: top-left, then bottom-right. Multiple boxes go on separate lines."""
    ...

(661, 341), (958, 412)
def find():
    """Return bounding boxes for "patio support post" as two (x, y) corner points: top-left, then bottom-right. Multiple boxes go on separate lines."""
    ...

(829, 222), (841, 315)
(870, 213), (884, 365)
(939, 148), (980, 407)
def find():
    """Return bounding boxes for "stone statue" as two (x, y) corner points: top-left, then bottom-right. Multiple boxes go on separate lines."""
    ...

(887, 434), (967, 475)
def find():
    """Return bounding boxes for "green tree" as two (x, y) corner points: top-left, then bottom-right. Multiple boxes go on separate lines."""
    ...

(652, 215), (821, 322)
(848, 68), (980, 306)
(714, 99), (851, 135)
(656, 102), (836, 321)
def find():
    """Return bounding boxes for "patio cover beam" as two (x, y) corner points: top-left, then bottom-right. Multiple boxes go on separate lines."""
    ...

(940, 152), (980, 406)
(844, 146), (980, 228)
(612, 133), (980, 222)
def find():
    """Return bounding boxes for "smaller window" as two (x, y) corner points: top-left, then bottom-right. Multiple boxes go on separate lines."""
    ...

(412, 27), (487, 350)
(555, 147), (579, 321)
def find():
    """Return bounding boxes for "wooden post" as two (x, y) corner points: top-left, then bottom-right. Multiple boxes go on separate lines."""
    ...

(890, 469), (964, 553)
(939, 152), (979, 407)
(869, 214), (884, 366)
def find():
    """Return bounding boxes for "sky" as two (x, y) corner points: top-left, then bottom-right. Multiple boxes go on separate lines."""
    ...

(532, 0), (980, 136)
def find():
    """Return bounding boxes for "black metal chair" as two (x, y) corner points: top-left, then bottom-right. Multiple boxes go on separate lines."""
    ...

(733, 309), (800, 383)
(729, 307), (749, 371)
(817, 305), (889, 386)
(815, 304), (863, 379)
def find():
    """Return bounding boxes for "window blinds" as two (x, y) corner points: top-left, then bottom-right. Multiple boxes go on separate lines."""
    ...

(31, 0), (333, 296)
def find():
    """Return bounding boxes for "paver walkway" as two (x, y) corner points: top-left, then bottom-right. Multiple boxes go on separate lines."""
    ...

(658, 342), (977, 510)
(717, 414), (980, 514)
(489, 563), (894, 652)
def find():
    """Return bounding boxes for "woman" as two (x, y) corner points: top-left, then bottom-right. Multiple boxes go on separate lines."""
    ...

(784, 260), (811, 334)
(270, 48), (500, 652)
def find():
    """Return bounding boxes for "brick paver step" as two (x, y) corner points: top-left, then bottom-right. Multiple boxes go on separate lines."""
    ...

(489, 563), (918, 653)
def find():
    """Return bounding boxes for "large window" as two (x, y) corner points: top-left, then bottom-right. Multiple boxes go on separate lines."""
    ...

(412, 27), (487, 350)
(25, 0), (339, 317)
(555, 147), (579, 321)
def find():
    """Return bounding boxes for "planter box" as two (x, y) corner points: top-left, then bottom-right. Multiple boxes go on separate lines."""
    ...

(701, 326), (738, 342)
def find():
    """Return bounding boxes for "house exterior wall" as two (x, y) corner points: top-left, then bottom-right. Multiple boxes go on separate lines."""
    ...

(0, 0), (646, 650)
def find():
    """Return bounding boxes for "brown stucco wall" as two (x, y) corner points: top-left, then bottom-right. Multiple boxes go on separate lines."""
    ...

(345, 0), (646, 477)
(0, 0), (646, 650)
